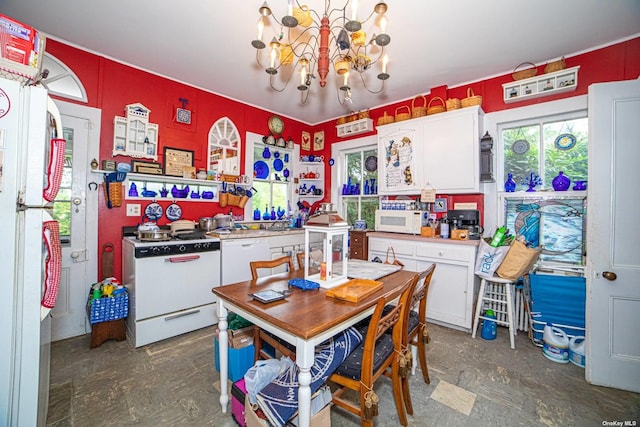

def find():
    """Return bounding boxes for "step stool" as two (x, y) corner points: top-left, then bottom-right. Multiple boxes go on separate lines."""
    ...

(90, 318), (126, 349)
(472, 275), (517, 349)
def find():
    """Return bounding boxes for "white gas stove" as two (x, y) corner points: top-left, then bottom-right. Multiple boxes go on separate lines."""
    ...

(122, 235), (221, 347)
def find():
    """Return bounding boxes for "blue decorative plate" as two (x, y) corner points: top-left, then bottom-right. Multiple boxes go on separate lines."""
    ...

(273, 158), (284, 172)
(166, 203), (182, 221)
(555, 133), (577, 150)
(254, 160), (269, 179)
(144, 202), (163, 220)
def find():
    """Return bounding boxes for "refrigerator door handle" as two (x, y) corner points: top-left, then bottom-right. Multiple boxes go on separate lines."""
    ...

(43, 138), (66, 202)
(41, 220), (62, 320)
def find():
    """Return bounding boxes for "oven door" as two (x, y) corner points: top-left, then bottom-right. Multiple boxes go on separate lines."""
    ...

(134, 251), (220, 320)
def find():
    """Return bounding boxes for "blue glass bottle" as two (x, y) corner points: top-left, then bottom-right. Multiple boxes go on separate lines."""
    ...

(262, 205), (271, 220)
(504, 173), (517, 192)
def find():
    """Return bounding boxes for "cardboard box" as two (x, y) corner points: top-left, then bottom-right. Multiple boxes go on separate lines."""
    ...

(0, 14), (37, 66)
(229, 326), (255, 349)
(244, 396), (331, 427)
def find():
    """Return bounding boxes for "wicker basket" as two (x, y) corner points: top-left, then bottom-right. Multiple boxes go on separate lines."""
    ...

(512, 62), (538, 81)
(446, 98), (461, 111)
(103, 182), (122, 207)
(426, 97), (446, 115)
(227, 194), (242, 207)
(220, 173), (239, 183)
(377, 111), (395, 126)
(411, 95), (427, 118)
(544, 57), (566, 74)
(219, 192), (228, 207)
(395, 105), (411, 122)
(461, 88), (483, 108)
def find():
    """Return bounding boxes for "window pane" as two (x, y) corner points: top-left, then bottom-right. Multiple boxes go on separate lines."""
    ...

(346, 152), (362, 191)
(252, 181), (271, 217)
(343, 198), (359, 226)
(502, 124), (540, 191)
(543, 118), (588, 183)
(361, 197), (378, 230)
(272, 182), (288, 213)
(53, 128), (73, 242)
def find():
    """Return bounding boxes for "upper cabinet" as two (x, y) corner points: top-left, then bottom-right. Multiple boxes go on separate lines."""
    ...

(113, 103), (159, 160)
(208, 117), (240, 175)
(377, 106), (483, 195)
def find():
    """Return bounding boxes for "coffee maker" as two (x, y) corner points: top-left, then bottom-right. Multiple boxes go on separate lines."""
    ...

(447, 209), (483, 240)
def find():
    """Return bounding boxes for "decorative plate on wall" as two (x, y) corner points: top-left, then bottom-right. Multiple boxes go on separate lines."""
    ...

(554, 133), (577, 150)
(365, 155), (378, 171)
(512, 139), (530, 154)
(166, 203), (182, 221)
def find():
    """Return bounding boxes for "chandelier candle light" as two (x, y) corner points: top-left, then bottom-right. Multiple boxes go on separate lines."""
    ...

(252, 0), (391, 103)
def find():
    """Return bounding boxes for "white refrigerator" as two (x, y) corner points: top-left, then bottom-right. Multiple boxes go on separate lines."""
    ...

(0, 77), (65, 426)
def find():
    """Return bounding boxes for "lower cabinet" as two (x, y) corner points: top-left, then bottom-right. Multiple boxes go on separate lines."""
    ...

(368, 235), (479, 331)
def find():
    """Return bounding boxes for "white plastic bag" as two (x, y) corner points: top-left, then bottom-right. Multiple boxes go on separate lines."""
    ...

(244, 356), (294, 405)
(474, 239), (509, 277)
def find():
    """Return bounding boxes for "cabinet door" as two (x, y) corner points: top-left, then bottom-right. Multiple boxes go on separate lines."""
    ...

(418, 258), (473, 330)
(377, 125), (423, 194)
(422, 108), (481, 193)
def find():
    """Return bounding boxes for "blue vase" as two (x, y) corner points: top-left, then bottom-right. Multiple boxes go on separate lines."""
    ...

(552, 171), (571, 191)
(504, 173), (516, 192)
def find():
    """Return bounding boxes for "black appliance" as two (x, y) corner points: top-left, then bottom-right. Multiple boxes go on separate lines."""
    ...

(447, 209), (483, 240)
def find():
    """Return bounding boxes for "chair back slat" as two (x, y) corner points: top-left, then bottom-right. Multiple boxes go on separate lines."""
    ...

(250, 255), (295, 280)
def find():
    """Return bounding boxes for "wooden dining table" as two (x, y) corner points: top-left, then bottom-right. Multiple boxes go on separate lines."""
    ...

(212, 267), (417, 427)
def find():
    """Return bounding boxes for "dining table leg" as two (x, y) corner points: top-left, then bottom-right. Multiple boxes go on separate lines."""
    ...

(296, 339), (315, 427)
(217, 302), (229, 412)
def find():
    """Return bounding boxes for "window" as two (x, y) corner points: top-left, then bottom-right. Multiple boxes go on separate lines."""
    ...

(340, 145), (379, 229)
(500, 113), (588, 191)
(250, 142), (293, 219)
(53, 127), (73, 244)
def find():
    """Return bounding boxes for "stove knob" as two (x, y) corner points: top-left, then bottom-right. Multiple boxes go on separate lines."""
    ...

(202, 242), (211, 249)
(162, 245), (171, 253)
(178, 245), (187, 252)
(194, 243), (202, 250)
(151, 246), (162, 255)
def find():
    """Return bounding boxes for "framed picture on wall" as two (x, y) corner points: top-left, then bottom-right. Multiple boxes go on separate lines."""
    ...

(163, 147), (194, 177)
(313, 131), (324, 151)
(301, 131), (311, 151)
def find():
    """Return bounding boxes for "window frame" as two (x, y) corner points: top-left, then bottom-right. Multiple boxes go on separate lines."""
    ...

(331, 135), (379, 226)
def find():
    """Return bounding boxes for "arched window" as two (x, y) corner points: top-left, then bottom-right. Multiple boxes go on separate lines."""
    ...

(41, 53), (88, 102)
(208, 117), (240, 174)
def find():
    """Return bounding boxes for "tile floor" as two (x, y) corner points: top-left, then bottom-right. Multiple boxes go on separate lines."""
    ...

(46, 323), (640, 426)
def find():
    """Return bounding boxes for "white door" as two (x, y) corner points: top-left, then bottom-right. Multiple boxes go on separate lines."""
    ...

(50, 103), (100, 341)
(586, 79), (640, 392)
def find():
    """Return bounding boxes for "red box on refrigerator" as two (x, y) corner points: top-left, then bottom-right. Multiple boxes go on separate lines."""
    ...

(0, 14), (38, 66)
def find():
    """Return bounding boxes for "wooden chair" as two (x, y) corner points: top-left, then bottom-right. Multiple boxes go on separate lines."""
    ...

(296, 251), (305, 271)
(250, 255), (294, 280)
(329, 273), (418, 427)
(400, 263), (436, 416)
(249, 255), (297, 361)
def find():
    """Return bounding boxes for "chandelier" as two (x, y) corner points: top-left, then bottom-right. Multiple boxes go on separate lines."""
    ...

(251, 0), (391, 104)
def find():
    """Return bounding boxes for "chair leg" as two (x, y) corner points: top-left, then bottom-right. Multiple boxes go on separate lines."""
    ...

(401, 370), (413, 416)
(472, 279), (487, 339)
(410, 344), (417, 376)
(417, 338), (430, 384)
(505, 282), (516, 349)
(392, 363), (408, 426)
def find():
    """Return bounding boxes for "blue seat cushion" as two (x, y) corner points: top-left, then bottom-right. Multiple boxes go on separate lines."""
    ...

(334, 333), (395, 380)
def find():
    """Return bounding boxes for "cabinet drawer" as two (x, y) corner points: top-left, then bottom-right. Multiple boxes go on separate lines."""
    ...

(415, 243), (474, 263)
(350, 248), (366, 260)
(369, 239), (415, 257)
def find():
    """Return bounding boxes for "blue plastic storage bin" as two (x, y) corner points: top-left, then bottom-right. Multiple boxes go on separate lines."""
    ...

(528, 273), (586, 345)
(214, 337), (255, 382)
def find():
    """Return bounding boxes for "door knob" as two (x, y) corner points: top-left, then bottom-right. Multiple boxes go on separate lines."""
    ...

(602, 271), (617, 281)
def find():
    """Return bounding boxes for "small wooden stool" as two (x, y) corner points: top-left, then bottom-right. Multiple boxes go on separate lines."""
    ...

(472, 275), (517, 349)
(90, 318), (126, 349)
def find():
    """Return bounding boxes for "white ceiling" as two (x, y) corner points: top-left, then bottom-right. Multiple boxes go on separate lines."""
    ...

(3, 1), (639, 124)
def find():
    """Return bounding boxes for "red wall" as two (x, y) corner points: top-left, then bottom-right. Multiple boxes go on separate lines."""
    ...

(46, 37), (640, 280)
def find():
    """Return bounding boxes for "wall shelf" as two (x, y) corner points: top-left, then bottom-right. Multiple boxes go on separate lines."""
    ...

(336, 118), (374, 138)
(502, 66), (580, 103)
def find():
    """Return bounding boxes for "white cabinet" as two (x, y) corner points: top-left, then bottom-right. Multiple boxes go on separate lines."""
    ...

(221, 238), (271, 285)
(422, 106), (483, 193)
(502, 66), (580, 103)
(368, 235), (478, 331)
(113, 103), (159, 160)
(376, 106), (483, 195)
